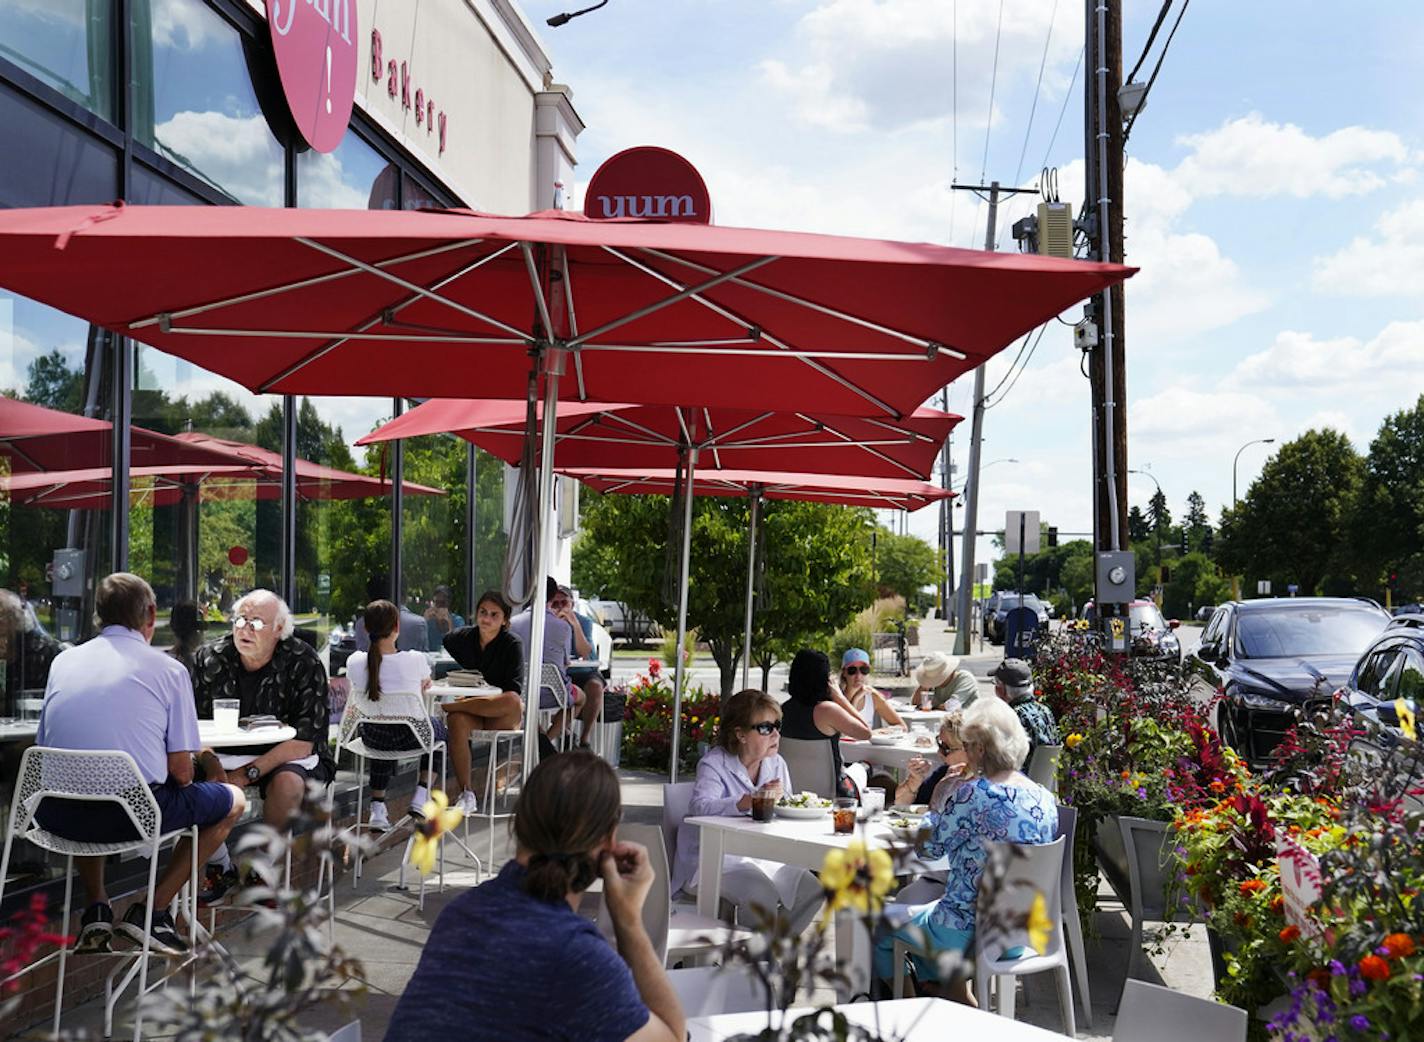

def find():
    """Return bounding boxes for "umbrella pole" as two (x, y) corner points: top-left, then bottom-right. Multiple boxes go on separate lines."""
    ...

(739, 489), (761, 692)
(521, 368), (561, 782)
(668, 445), (698, 784)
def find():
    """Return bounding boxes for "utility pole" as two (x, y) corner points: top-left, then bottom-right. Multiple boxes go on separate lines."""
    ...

(1086, 0), (1129, 593)
(940, 390), (955, 626)
(952, 179), (1038, 656)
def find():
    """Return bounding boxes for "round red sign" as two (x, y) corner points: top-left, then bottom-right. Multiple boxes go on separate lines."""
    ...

(265, 0), (358, 154)
(584, 147), (712, 224)
(228, 546), (249, 567)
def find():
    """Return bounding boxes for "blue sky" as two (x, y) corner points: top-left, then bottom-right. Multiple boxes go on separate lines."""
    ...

(525, 0), (1424, 568)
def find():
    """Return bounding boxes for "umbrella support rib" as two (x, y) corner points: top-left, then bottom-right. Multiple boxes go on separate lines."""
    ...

(637, 247), (965, 359)
(129, 239), (486, 330)
(668, 445), (699, 784)
(800, 416), (923, 479)
(598, 247), (904, 418)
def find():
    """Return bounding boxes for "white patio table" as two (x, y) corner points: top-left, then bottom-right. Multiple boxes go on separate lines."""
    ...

(687, 996), (1064, 1041)
(840, 734), (939, 773)
(429, 683), (504, 705)
(198, 722), (297, 748)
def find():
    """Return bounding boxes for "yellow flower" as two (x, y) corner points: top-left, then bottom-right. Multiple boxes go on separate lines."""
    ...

(407, 789), (464, 876)
(1064, 733), (1084, 749)
(1396, 698), (1416, 741)
(820, 840), (894, 914)
(1027, 891), (1054, 953)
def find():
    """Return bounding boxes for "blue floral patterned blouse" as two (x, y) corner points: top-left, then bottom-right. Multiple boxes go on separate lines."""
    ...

(920, 774), (1058, 933)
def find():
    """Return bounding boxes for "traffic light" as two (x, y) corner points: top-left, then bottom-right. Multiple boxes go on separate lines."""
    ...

(1180, 529), (1189, 554)
(1047, 526), (1058, 549)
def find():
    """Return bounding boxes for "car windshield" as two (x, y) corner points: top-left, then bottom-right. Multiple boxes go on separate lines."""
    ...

(1130, 604), (1166, 632)
(1000, 594), (1042, 611)
(1235, 606), (1388, 659)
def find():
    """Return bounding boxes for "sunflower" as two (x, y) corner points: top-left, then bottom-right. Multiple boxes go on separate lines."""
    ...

(1027, 892), (1054, 953)
(407, 790), (464, 876)
(820, 840), (894, 914)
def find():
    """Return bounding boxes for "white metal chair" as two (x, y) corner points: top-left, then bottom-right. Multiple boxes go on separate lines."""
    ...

(777, 737), (839, 799)
(661, 781), (696, 874)
(972, 836), (1074, 1035)
(1055, 804), (1093, 1029)
(464, 727), (524, 869)
(539, 664), (574, 752)
(0, 747), (201, 1042)
(1114, 979), (1247, 1042)
(597, 823), (748, 967)
(1026, 743), (1062, 794)
(337, 692), (479, 908)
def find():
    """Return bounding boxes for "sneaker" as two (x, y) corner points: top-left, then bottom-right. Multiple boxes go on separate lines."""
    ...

(117, 904), (188, 956)
(75, 902), (113, 954)
(408, 786), (431, 820)
(368, 800), (391, 830)
(455, 789), (480, 818)
(198, 865), (241, 906)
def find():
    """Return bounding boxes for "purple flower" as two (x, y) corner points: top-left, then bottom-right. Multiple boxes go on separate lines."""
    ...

(1330, 959), (1347, 976)
(1349, 1015), (1370, 1031)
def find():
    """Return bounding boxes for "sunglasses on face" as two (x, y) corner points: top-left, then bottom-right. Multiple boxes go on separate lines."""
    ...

(232, 616), (267, 632)
(843, 665), (870, 675)
(937, 740), (961, 758)
(747, 720), (782, 736)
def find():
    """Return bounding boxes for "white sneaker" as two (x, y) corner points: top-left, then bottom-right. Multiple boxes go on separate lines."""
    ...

(368, 801), (390, 830)
(456, 789), (480, 818)
(410, 786), (431, 818)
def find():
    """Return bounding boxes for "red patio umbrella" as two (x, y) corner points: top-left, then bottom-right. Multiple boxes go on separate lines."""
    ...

(357, 398), (960, 482)
(0, 202), (1132, 776)
(562, 466), (952, 729)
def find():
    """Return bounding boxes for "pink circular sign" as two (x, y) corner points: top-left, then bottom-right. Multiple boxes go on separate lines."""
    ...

(265, 0), (358, 154)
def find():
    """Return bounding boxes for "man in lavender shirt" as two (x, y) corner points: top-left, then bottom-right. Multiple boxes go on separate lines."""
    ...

(35, 574), (245, 956)
(510, 576), (585, 744)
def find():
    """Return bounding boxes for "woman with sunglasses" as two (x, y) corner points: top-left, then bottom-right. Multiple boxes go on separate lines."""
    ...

(669, 689), (824, 934)
(895, 710), (969, 811)
(840, 648), (905, 730)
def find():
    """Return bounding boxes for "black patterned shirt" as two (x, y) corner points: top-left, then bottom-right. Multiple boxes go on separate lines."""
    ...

(1010, 692), (1061, 760)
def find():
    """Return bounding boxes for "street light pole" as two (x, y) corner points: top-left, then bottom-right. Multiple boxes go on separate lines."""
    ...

(1232, 438), (1276, 507)
(1128, 468), (1163, 573)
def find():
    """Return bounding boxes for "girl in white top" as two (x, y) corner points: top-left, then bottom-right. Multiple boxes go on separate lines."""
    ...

(840, 648), (904, 730)
(346, 600), (442, 830)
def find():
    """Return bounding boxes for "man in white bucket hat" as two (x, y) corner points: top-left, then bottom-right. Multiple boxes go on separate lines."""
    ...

(910, 651), (979, 711)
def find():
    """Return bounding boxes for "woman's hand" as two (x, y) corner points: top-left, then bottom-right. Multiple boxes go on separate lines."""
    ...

(906, 755), (932, 785)
(736, 793), (754, 813)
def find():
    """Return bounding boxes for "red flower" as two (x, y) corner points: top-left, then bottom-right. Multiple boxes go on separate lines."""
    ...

(1383, 933), (1416, 959)
(1358, 954), (1391, 981)
(648, 658), (662, 677)
(1305, 968), (1331, 991)
(1278, 924), (1301, 943)
(1239, 879), (1267, 895)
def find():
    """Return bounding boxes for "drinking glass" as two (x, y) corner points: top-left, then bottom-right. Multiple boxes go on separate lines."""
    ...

(213, 698), (240, 731)
(833, 797), (857, 835)
(859, 788), (885, 821)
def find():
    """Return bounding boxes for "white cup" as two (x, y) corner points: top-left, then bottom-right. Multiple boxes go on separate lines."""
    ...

(859, 788), (885, 820)
(213, 699), (240, 731)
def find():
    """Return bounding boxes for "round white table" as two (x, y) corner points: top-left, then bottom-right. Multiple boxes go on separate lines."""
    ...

(0, 719), (39, 743)
(568, 658), (601, 671)
(429, 684), (503, 706)
(198, 722), (297, 748)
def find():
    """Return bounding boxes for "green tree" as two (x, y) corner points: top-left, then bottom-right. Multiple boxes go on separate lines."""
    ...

(1351, 395), (1424, 602)
(24, 350), (84, 413)
(1217, 429), (1362, 596)
(1183, 490), (1210, 550)
(573, 493), (874, 697)
(1161, 551), (1231, 619)
(1127, 505), (1150, 543)
(873, 527), (938, 614)
(1147, 488), (1171, 533)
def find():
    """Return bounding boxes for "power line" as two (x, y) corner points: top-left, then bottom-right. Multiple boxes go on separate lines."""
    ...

(950, 0), (958, 243)
(985, 323), (1048, 407)
(980, 0), (1005, 183)
(1124, 0), (1191, 144)
(1040, 45), (1084, 174)
(1127, 0), (1174, 85)
(1013, 0), (1059, 187)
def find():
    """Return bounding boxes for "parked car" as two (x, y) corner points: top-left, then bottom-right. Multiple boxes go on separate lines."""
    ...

(590, 597), (661, 641)
(1337, 612), (1424, 735)
(1082, 599), (1183, 664)
(1393, 603), (1424, 617)
(983, 592), (1050, 644)
(1186, 597), (1392, 765)
(1195, 604), (1216, 623)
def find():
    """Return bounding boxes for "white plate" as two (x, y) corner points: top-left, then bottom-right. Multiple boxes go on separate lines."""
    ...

(775, 803), (831, 819)
(869, 733), (906, 746)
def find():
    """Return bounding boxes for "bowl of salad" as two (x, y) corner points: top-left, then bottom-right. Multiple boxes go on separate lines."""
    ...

(775, 791), (833, 819)
(886, 814), (926, 841)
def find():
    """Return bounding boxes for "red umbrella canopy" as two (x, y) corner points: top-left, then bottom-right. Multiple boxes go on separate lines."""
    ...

(565, 467), (954, 512)
(0, 204), (1134, 418)
(1, 464), (253, 509)
(356, 398), (961, 482)
(0, 396), (257, 475)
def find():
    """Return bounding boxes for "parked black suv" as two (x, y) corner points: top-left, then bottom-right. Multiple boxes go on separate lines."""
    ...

(983, 592), (1050, 644)
(1186, 598), (1392, 764)
(1337, 613), (1424, 735)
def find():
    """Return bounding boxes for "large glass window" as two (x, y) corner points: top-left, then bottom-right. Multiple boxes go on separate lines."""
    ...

(131, 0), (284, 205)
(0, 0), (116, 119)
(0, 84), (117, 207)
(298, 130), (395, 209)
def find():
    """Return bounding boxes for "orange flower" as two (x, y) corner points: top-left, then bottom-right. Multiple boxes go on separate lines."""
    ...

(1279, 924), (1301, 943)
(1270, 895), (1285, 913)
(1359, 954), (1391, 981)
(1239, 879), (1267, 895)
(1209, 779), (1226, 793)
(1121, 770), (1131, 780)
(1383, 933), (1416, 959)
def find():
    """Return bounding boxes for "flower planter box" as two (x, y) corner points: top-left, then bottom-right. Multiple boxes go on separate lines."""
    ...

(1092, 814), (1179, 919)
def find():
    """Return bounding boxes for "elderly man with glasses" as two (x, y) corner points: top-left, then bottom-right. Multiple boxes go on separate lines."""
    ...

(192, 590), (332, 848)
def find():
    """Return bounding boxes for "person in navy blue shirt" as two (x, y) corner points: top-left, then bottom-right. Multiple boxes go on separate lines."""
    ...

(385, 751), (684, 1042)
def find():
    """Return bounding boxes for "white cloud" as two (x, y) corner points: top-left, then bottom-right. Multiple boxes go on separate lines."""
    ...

(1130, 386), (1280, 459)
(152, 0), (226, 50)
(153, 112), (284, 206)
(1311, 198), (1424, 296)
(1174, 114), (1412, 200)
(1226, 321), (1424, 391)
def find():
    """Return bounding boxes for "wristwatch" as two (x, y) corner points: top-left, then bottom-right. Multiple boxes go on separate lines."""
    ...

(245, 764), (262, 784)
